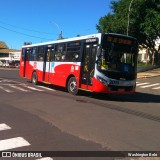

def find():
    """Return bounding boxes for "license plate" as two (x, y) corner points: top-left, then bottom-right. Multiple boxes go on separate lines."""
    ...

(118, 88), (125, 92)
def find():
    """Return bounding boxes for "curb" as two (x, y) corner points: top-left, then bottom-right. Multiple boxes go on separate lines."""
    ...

(137, 68), (160, 79)
(137, 65), (160, 72)
(137, 74), (160, 79)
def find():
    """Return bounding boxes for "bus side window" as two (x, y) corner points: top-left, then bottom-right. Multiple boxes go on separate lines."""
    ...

(66, 47), (80, 62)
(37, 46), (44, 61)
(22, 49), (25, 60)
(30, 47), (37, 61)
(46, 49), (50, 62)
(50, 48), (55, 61)
(26, 49), (31, 61)
(54, 44), (66, 61)
(46, 47), (54, 62)
(66, 41), (81, 62)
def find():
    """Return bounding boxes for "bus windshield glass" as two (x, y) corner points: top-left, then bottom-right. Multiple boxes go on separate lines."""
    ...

(99, 34), (138, 75)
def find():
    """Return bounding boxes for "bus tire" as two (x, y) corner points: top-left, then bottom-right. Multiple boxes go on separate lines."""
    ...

(32, 72), (38, 85)
(67, 77), (78, 95)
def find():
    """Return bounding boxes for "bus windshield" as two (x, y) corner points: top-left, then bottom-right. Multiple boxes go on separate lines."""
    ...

(98, 34), (138, 80)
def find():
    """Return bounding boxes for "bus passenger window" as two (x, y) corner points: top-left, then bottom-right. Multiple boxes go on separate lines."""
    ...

(50, 48), (55, 61)
(54, 44), (66, 61)
(37, 46), (44, 61)
(66, 47), (80, 62)
(26, 49), (31, 61)
(46, 50), (50, 62)
(22, 49), (25, 60)
(30, 47), (37, 61)
(55, 52), (62, 61)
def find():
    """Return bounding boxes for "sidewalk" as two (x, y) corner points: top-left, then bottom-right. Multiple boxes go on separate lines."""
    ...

(137, 67), (160, 79)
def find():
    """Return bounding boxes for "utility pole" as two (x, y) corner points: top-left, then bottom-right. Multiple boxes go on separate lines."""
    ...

(59, 31), (63, 40)
(127, 0), (134, 36)
(50, 21), (62, 40)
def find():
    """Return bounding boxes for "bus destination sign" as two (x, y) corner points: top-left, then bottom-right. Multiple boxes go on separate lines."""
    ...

(107, 36), (132, 45)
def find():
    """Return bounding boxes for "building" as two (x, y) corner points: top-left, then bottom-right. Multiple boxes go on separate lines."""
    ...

(0, 41), (20, 67)
(138, 38), (160, 63)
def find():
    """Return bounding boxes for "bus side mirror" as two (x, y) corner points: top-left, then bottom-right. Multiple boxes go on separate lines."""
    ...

(131, 47), (136, 53)
(97, 47), (101, 57)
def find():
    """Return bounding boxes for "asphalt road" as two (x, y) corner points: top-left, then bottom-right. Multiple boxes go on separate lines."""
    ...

(0, 69), (160, 160)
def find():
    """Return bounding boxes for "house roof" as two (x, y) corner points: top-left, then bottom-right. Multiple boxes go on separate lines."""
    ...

(0, 49), (20, 53)
(0, 41), (20, 54)
(0, 41), (9, 49)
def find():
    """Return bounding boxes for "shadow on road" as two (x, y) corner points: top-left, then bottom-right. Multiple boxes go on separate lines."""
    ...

(78, 91), (160, 103)
(26, 79), (160, 104)
(21, 79), (160, 104)
(76, 92), (160, 123)
(35, 81), (160, 104)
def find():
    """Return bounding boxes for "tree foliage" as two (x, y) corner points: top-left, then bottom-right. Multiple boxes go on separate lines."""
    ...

(97, 0), (160, 62)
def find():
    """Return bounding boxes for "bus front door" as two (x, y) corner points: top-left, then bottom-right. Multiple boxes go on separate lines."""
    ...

(81, 43), (97, 91)
(23, 48), (31, 78)
(19, 49), (26, 77)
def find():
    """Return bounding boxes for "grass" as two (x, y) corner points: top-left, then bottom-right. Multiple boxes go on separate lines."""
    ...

(138, 62), (154, 67)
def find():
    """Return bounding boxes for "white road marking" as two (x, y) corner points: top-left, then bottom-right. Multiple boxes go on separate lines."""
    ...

(152, 86), (160, 89)
(136, 82), (150, 86)
(37, 86), (55, 91)
(9, 85), (29, 92)
(0, 86), (14, 93)
(0, 83), (21, 85)
(0, 79), (12, 82)
(36, 158), (53, 160)
(140, 83), (160, 88)
(0, 123), (11, 131)
(0, 84), (55, 92)
(24, 86), (44, 91)
(0, 137), (30, 151)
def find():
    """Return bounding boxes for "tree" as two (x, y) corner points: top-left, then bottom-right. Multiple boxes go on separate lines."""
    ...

(96, 0), (160, 64)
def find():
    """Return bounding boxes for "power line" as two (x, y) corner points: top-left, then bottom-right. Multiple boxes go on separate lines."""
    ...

(0, 25), (53, 40)
(0, 21), (54, 35)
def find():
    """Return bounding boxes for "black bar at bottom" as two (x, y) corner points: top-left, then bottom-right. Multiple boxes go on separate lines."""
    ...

(0, 151), (160, 158)
(43, 151), (125, 157)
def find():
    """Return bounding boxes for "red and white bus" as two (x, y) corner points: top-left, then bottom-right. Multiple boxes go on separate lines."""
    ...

(19, 33), (138, 95)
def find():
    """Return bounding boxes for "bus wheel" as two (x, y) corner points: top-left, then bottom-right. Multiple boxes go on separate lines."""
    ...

(32, 72), (38, 85)
(67, 77), (78, 95)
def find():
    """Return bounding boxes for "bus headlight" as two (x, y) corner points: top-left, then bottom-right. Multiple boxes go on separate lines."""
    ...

(96, 76), (108, 86)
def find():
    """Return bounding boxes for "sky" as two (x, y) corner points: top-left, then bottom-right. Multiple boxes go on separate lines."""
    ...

(0, 0), (112, 49)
